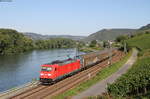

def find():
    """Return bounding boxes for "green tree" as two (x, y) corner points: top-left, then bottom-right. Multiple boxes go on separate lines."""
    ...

(89, 40), (97, 47)
(0, 29), (76, 55)
(115, 35), (129, 42)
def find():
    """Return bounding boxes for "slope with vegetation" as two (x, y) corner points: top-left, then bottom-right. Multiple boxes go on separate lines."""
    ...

(108, 56), (150, 97)
(126, 33), (150, 52)
(107, 32), (150, 98)
(83, 29), (136, 42)
(138, 24), (150, 32)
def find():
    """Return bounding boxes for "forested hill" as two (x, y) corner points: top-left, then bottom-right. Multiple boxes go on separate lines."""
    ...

(83, 24), (150, 42)
(24, 32), (85, 41)
(136, 24), (150, 34)
(139, 24), (150, 31)
(83, 29), (136, 42)
(0, 29), (75, 55)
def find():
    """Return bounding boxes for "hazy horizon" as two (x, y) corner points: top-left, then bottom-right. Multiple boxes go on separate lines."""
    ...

(0, 0), (150, 36)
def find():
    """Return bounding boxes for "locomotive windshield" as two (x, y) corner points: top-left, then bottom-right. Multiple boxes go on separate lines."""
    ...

(41, 67), (52, 71)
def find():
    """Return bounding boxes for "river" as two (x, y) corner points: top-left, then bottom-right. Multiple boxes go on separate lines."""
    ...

(0, 48), (82, 92)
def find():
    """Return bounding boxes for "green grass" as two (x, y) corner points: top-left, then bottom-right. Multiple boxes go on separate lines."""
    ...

(126, 33), (150, 57)
(79, 46), (102, 53)
(52, 50), (132, 99)
(126, 33), (150, 51)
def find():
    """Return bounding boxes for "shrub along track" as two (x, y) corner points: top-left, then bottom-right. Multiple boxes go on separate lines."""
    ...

(11, 50), (124, 99)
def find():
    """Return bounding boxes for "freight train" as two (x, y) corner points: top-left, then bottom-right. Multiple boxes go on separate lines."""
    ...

(40, 50), (116, 84)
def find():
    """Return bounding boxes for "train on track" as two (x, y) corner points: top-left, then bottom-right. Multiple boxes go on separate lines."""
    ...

(40, 50), (116, 84)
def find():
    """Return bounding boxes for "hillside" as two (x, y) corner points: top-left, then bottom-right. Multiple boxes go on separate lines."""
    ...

(24, 32), (86, 41)
(107, 32), (150, 98)
(136, 24), (150, 34)
(125, 24), (150, 51)
(83, 29), (136, 42)
(139, 24), (150, 31)
(126, 33), (150, 51)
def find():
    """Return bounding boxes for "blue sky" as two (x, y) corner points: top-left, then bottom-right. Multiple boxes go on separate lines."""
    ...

(0, 0), (150, 36)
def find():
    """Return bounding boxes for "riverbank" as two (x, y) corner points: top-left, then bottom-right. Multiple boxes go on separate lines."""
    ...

(79, 46), (102, 53)
(0, 81), (39, 99)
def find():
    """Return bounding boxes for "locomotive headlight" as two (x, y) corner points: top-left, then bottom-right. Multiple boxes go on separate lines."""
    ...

(48, 74), (51, 76)
(40, 73), (44, 76)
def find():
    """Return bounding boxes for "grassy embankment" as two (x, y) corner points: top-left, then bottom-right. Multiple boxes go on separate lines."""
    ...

(105, 33), (150, 99)
(126, 33), (150, 55)
(52, 50), (132, 99)
(79, 46), (103, 53)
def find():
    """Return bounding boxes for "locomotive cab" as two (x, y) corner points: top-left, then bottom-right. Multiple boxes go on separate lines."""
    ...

(39, 58), (81, 84)
(40, 65), (56, 83)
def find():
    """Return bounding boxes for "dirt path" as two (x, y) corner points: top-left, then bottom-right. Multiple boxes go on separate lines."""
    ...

(72, 49), (138, 99)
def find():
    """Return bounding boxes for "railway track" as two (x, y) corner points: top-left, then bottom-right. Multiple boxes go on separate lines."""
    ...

(11, 59), (106, 99)
(11, 50), (124, 99)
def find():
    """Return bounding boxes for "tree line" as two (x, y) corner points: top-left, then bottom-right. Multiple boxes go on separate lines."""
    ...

(0, 29), (75, 55)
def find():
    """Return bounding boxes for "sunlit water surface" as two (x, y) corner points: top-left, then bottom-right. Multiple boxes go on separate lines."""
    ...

(0, 48), (83, 92)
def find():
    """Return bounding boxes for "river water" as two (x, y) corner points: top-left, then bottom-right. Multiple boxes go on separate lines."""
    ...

(0, 48), (82, 92)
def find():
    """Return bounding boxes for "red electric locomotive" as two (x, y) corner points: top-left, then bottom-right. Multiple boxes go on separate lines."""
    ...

(40, 49), (116, 84)
(40, 58), (81, 83)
